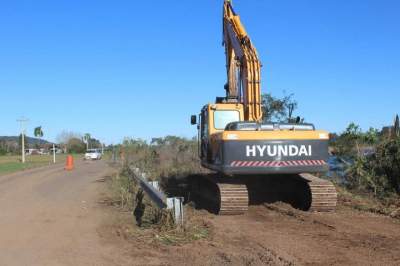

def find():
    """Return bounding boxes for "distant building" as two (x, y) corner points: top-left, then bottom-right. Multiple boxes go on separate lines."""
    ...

(49, 147), (63, 154)
(25, 148), (50, 155)
(382, 126), (394, 138)
(25, 149), (39, 155)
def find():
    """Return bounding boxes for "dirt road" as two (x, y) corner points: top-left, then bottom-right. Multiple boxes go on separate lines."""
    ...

(0, 160), (131, 266)
(1, 161), (400, 266)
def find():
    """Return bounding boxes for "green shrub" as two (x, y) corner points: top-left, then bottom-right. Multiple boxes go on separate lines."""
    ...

(0, 148), (7, 156)
(122, 136), (202, 179)
(109, 169), (175, 229)
(346, 138), (400, 197)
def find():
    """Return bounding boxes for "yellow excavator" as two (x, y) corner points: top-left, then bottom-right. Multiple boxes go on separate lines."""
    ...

(190, 0), (337, 215)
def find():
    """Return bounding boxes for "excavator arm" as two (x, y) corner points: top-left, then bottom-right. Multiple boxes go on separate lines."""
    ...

(223, 0), (263, 122)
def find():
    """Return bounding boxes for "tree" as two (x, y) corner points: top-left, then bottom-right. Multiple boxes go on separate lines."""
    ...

(88, 137), (101, 149)
(261, 92), (300, 122)
(347, 138), (400, 196)
(68, 138), (86, 154)
(56, 131), (82, 153)
(331, 123), (364, 157)
(56, 131), (81, 144)
(0, 140), (7, 156)
(363, 128), (379, 145)
(343, 123), (363, 155)
(151, 138), (166, 146)
(83, 133), (91, 150)
(375, 139), (400, 194)
(394, 114), (399, 138)
(34, 126), (44, 149)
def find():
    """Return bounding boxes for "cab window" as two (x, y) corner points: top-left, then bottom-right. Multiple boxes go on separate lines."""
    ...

(214, 110), (240, 130)
(201, 110), (208, 139)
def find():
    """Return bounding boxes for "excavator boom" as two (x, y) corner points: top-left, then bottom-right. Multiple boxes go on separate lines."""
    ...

(223, 0), (262, 122)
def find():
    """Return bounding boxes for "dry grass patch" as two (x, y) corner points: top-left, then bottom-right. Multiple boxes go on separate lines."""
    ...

(338, 186), (400, 219)
(102, 172), (212, 246)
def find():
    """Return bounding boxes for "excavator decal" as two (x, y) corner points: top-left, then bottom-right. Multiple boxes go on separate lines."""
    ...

(245, 144), (313, 157)
(230, 160), (327, 168)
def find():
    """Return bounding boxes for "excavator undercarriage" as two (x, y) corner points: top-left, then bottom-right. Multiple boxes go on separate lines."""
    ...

(190, 173), (337, 215)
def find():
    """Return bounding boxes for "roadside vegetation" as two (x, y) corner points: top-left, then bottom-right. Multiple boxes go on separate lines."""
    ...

(119, 136), (202, 177)
(105, 159), (211, 245)
(103, 135), (212, 245)
(330, 116), (400, 217)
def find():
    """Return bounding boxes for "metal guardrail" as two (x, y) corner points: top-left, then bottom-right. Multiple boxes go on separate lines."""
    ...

(126, 166), (184, 226)
(127, 167), (167, 209)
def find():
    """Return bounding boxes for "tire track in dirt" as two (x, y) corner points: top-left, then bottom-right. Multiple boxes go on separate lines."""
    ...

(0, 160), (135, 266)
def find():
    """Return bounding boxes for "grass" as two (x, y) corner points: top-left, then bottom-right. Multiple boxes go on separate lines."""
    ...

(0, 154), (82, 176)
(337, 186), (400, 219)
(104, 171), (211, 246)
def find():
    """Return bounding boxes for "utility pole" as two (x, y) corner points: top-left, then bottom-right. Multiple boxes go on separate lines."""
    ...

(84, 133), (91, 151)
(17, 117), (29, 164)
(53, 143), (56, 164)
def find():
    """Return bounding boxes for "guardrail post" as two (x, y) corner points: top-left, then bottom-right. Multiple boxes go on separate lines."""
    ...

(167, 197), (184, 227)
(128, 166), (184, 226)
(149, 181), (160, 191)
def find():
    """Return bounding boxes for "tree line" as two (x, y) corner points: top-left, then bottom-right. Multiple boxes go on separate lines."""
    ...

(0, 129), (102, 155)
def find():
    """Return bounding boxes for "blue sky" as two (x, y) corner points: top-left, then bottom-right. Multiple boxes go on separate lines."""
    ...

(0, 0), (399, 144)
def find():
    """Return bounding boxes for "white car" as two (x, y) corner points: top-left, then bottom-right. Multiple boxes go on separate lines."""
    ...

(84, 149), (102, 160)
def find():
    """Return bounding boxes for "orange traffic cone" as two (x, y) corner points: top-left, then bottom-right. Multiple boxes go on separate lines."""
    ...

(65, 155), (74, 171)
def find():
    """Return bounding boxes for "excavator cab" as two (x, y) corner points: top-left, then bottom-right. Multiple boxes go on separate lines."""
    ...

(194, 103), (244, 164)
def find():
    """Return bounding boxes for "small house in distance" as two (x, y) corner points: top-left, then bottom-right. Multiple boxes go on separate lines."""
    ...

(382, 126), (394, 138)
(382, 114), (399, 139)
